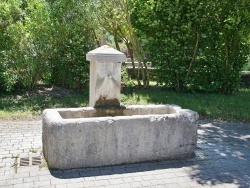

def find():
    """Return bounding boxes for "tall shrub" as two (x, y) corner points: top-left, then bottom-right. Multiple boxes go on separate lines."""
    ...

(132, 0), (250, 93)
(48, 0), (96, 90)
(0, 0), (51, 91)
(0, 0), (96, 91)
(92, 0), (150, 87)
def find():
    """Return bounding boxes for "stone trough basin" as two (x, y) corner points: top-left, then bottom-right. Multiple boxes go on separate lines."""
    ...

(43, 104), (198, 170)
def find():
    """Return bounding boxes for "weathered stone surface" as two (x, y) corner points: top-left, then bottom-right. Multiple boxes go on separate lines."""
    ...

(86, 45), (126, 63)
(87, 45), (126, 107)
(42, 105), (199, 170)
(89, 61), (121, 107)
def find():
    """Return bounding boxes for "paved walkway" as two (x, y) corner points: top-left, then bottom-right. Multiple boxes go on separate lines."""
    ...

(0, 120), (249, 188)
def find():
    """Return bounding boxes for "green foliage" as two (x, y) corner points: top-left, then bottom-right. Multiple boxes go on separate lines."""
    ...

(92, 0), (150, 86)
(0, 0), (51, 91)
(48, 0), (96, 90)
(0, 0), (96, 92)
(1, 0), (249, 94)
(0, 87), (88, 118)
(1, 87), (249, 122)
(132, 0), (250, 93)
(243, 57), (250, 71)
(121, 88), (250, 122)
(121, 65), (135, 87)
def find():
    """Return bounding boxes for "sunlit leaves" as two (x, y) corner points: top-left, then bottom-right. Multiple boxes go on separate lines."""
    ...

(0, 0), (96, 91)
(132, 0), (250, 93)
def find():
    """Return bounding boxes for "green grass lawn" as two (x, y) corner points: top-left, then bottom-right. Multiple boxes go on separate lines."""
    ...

(0, 87), (250, 122)
(121, 88), (250, 122)
(0, 89), (88, 119)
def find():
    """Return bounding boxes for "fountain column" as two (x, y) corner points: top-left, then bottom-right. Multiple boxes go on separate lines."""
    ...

(86, 45), (126, 107)
(42, 45), (198, 170)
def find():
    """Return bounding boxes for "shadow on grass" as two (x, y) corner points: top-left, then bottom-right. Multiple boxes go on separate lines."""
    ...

(1, 87), (250, 121)
(128, 88), (250, 122)
(0, 87), (88, 117)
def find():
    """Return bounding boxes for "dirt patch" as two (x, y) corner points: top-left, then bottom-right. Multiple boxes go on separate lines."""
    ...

(0, 86), (81, 121)
(27, 86), (77, 96)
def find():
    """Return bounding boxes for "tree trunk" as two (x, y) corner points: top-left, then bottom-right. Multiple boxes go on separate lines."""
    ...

(142, 61), (150, 87)
(100, 35), (106, 46)
(125, 41), (141, 86)
(114, 29), (120, 51)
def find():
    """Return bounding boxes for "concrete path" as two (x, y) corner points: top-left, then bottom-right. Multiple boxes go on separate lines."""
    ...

(0, 120), (249, 188)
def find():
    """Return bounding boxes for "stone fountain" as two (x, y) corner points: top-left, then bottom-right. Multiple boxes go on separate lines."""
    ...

(42, 45), (199, 170)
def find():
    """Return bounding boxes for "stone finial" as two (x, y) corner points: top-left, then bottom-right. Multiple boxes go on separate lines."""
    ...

(86, 45), (126, 63)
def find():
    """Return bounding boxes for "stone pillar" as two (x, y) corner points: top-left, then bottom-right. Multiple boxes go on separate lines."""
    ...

(86, 45), (126, 107)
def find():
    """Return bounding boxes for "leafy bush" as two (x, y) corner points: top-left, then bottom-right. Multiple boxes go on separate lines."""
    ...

(243, 58), (250, 71)
(0, 0), (51, 91)
(0, 0), (96, 92)
(47, 0), (96, 90)
(132, 0), (250, 93)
